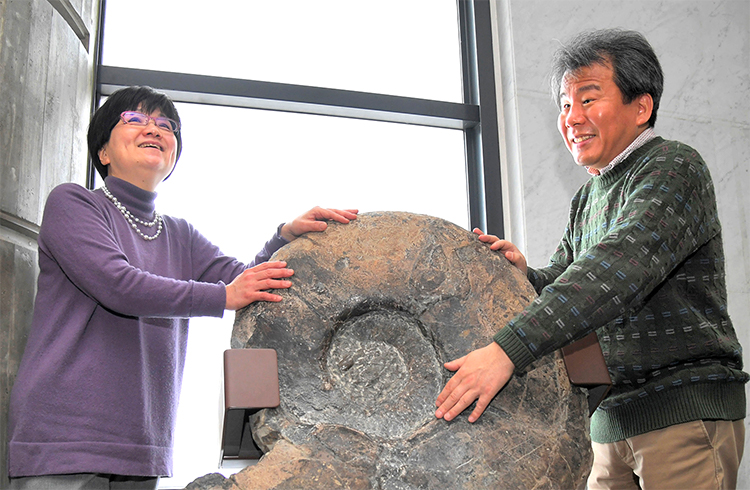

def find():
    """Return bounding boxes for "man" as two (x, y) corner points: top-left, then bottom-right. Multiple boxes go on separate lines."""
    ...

(435, 29), (747, 489)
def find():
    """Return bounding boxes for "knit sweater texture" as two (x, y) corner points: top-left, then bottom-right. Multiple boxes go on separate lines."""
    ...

(494, 137), (747, 443)
(8, 176), (288, 477)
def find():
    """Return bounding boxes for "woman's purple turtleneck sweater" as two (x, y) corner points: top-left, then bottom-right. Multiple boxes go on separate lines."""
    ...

(8, 176), (287, 477)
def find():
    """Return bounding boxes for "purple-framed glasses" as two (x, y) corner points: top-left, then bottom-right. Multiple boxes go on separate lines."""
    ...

(119, 111), (180, 132)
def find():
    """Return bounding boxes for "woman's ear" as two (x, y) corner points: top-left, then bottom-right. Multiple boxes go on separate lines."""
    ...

(98, 147), (110, 166)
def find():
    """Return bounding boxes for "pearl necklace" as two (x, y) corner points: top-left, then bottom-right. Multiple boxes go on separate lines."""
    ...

(102, 185), (163, 241)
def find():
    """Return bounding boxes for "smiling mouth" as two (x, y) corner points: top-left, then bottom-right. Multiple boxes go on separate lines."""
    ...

(139, 143), (163, 151)
(571, 135), (594, 144)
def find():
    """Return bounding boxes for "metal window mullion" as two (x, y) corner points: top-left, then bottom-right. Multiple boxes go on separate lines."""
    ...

(459, 0), (504, 237)
(97, 66), (479, 131)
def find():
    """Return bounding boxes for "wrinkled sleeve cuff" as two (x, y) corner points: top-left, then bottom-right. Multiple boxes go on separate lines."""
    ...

(494, 326), (536, 372)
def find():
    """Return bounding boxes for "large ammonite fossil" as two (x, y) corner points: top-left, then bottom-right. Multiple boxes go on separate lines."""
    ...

(194, 212), (591, 490)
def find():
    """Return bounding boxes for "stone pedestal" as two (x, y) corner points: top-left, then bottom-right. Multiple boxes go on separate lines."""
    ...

(189, 212), (592, 490)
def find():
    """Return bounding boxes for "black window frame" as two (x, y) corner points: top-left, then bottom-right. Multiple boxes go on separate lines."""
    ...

(90, 0), (504, 236)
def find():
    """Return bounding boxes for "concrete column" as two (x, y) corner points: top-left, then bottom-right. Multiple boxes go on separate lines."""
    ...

(0, 0), (99, 485)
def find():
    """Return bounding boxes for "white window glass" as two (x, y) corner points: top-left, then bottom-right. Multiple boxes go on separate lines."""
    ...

(158, 104), (469, 249)
(154, 104), (467, 488)
(102, 0), (462, 102)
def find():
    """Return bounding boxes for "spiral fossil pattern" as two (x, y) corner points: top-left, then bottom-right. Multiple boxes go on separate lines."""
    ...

(219, 212), (592, 490)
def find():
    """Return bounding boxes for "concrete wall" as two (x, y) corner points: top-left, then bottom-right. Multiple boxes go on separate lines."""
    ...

(492, 0), (750, 484)
(0, 0), (99, 486)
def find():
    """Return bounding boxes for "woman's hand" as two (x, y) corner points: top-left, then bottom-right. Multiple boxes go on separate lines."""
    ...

(280, 207), (358, 241)
(225, 261), (295, 310)
(473, 228), (527, 275)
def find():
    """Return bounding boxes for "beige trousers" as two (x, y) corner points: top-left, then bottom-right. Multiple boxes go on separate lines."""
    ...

(588, 419), (745, 490)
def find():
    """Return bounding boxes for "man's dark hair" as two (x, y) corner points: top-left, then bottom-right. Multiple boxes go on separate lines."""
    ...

(87, 85), (183, 180)
(550, 29), (664, 127)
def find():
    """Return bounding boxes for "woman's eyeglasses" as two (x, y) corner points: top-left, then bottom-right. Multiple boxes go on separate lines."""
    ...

(119, 111), (180, 132)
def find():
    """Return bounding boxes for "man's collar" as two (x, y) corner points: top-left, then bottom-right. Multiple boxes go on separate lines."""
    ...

(587, 127), (658, 176)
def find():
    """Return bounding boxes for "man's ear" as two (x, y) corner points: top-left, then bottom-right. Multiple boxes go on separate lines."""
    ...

(636, 94), (654, 126)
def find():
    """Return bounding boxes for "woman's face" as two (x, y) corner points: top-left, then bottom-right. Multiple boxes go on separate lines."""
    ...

(98, 107), (179, 191)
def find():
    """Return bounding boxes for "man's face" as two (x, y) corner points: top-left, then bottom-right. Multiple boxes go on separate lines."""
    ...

(558, 63), (651, 171)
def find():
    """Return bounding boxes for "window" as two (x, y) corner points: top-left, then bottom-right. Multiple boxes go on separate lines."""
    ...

(95, 1), (500, 487)
(101, 0), (463, 102)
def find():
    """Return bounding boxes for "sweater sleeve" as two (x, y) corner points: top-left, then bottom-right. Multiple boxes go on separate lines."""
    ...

(526, 223), (577, 294)
(250, 223), (290, 266)
(186, 223), (289, 286)
(38, 184), (288, 319)
(37, 185), (222, 318)
(495, 143), (721, 371)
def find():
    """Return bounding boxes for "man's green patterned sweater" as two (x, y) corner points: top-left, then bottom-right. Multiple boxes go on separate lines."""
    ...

(494, 137), (747, 443)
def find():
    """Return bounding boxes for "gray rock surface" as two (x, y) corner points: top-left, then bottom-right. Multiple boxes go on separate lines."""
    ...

(188, 212), (591, 490)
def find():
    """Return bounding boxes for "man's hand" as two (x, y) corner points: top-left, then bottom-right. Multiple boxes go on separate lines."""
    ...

(435, 342), (515, 423)
(280, 207), (359, 241)
(225, 261), (294, 310)
(473, 228), (528, 275)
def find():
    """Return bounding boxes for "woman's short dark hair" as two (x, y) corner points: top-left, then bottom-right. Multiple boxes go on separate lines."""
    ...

(550, 29), (664, 127)
(87, 86), (183, 180)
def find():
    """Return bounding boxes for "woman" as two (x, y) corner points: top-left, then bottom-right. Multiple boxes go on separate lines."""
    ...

(7, 86), (357, 489)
